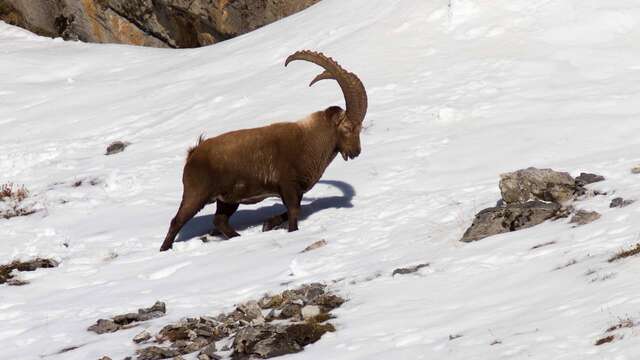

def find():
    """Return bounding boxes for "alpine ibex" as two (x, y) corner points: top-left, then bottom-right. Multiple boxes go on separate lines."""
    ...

(159, 50), (367, 251)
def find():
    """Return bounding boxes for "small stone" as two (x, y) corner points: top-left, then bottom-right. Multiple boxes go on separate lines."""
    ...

(392, 263), (429, 276)
(570, 210), (601, 225)
(198, 343), (218, 358)
(610, 197), (634, 208)
(259, 294), (283, 309)
(301, 305), (321, 320)
(575, 172), (605, 186)
(631, 165), (640, 174)
(234, 301), (264, 323)
(136, 346), (181, 360)
(279, 303), (302, 320)
(301, 239), (328, 253)
(133, 330), (152, 343)
(105, 141), (130, 155)
(88, 319), (120, 334)
(6, 278), (29, 286)
(97, 357), (112, 360)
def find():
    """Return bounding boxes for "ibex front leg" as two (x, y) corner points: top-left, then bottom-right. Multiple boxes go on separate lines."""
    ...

(279, 186), (302, 232)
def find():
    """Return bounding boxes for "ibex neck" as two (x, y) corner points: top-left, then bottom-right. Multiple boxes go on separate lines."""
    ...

(296, 112), (339, 190)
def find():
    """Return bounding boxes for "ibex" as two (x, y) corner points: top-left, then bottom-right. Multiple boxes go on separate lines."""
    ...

(159, 50), (367, 251)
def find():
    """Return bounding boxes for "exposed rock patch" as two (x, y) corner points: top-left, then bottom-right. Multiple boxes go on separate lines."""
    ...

(0, 258), (58, 285)
(87, 301), (166, 334)
(128, 284), (343, 360)
(392, 263), (430, 276)
(569, 210), (601, 226)
(610, 197), (634, 208)
(631, 165), (640, 174)
(575, 172), (605, 186)
(0, 0), (319, 48)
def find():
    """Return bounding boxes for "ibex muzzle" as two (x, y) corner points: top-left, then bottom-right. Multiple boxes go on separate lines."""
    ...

(159, 50), (367, 251)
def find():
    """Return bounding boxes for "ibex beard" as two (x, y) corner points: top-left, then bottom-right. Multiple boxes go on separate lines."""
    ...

(159, 50), (368, 251)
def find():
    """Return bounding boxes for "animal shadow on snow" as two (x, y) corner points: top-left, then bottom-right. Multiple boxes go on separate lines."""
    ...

(175, 180), (355, 242)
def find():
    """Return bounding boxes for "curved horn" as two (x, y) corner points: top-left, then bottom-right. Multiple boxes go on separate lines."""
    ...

(309, 70), (334, 87)
(285, 50), (367, 124)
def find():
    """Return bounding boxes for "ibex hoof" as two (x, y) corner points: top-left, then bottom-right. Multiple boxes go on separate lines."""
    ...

(262, 221), (285, 232)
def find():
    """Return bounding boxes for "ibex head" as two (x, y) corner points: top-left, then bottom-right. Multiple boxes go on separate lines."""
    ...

(286, 50), (368, 161)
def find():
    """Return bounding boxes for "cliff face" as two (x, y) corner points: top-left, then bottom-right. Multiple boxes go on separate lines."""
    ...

(0, 0), (319, 48)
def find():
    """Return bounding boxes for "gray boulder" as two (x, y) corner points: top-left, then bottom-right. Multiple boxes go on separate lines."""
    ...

(499, 167), (577, 204)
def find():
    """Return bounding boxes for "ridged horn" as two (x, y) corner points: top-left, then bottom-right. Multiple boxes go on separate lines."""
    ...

(309, 70), (334, 87)
(285, 50), (367, 124)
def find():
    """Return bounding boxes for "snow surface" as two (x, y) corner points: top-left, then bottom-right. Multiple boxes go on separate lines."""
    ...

(2, 0), (640, 359)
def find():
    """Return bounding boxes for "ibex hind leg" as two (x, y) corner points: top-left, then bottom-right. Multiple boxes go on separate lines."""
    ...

(159, 193), (209, 252)
(213, 200), (240, 239)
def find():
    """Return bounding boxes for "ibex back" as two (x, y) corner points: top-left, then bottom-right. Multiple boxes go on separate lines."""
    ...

(159, 50), (368, 251)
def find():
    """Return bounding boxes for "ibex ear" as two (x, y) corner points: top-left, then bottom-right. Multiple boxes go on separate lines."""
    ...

(324, 106), (345, 126)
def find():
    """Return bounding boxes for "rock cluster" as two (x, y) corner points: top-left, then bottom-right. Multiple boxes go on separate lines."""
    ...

(0, 258), (58, 285)
(132, 283), (343, 360)
(88, 301), (166, 334)
(462, 168), (605, 242)
(0, 0), (319, 48)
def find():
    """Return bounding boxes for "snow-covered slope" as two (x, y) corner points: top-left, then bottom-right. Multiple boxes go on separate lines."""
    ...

(2, 0), (640, 358)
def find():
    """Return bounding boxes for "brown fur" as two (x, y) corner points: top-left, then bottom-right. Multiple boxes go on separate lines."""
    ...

(159, 51), (367, 251)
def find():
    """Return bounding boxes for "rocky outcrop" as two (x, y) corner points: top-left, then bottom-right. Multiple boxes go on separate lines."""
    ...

(461, 168), (606, 242)
(0, 0), (320, 48)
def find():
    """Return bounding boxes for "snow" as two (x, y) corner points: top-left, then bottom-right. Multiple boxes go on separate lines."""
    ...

(2, 0), (640, 358)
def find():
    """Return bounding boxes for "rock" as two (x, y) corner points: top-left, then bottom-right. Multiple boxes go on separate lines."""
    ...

(105, 141), (129, 155)
(632, 165), (640, 174)
(232, 322), (334, 359)
(232, 301), (264, 323)
(133, 330), (152, 343)
(198, 343), (218, 359)
(300, 305), (321, 321)
(136, 346), (181, 360)
(88, 301), (166, 334)
(569, 210), (601, 225)
(499, 167), (577, 204)
(159, 324), (198, 342)
(312, 294), (345, 312)
(279, 303), (302, 320)
(392, 263), (429, 276)
(1, 257), (59, 284)
(88, 319), (120, 334)
(0, 0), (319, 48)
(461, 201), (561, 242)
(575, 172), (605, 186)
(610, 197), (634, 208)
(259, 294), (283, 309)
(98, 357), (112, 360)
(301, 239), (328, 253)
